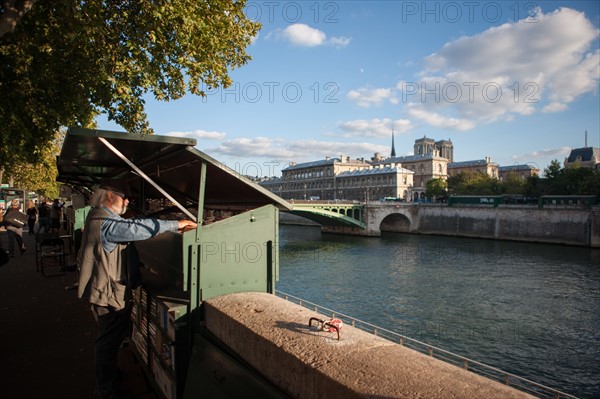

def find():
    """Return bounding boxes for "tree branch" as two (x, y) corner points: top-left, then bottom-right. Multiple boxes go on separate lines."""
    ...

(0, 0), (38, 38)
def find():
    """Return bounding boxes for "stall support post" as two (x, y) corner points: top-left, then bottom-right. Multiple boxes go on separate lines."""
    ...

(188, 162), (206, 313)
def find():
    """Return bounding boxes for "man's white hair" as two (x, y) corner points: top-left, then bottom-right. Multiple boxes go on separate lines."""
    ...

(90, 188), (109, 208)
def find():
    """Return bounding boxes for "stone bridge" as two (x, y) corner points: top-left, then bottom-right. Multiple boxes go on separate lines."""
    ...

(287, 202), (417, 236)
(285, 202), (600, 247)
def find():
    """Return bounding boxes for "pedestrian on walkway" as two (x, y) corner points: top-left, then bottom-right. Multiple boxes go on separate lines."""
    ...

(77, 179), (197, 399)
(50, 199), (63, 233)
(37, 200), (50, 234)
(26, 200), (37, 235)
(2, 199), (26, 256)
(0, 245), (8, 266)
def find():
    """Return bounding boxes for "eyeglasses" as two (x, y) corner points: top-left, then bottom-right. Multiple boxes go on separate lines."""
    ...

(113, 191), (129, 201)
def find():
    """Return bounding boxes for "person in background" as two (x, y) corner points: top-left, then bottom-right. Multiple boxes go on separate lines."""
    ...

(26, 200), (37, 235)
(2, 199), (26, 256)
(50, 198), (63, 233)
(37, 200), (50, 234)
(0, 203), (5, 265)
(78, 179), (197, 399)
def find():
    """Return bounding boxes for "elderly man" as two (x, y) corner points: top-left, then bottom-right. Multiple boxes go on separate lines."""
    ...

(2, 199), (26, 256)
(78, 179), (196, 399)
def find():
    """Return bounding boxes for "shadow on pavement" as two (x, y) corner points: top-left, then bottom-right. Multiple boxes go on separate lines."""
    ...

(0, 228), (158, 399)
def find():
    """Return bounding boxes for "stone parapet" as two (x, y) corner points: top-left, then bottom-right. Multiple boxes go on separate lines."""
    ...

(204, 292), (535, 399)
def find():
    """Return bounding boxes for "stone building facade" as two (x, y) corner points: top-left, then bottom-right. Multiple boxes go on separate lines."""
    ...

(564, 147), (600, 171)
(336, 165), (414, 201)
(413, 136), (454, 162)
(260, 156), (413, 201)
(259, 135), (548, 202)
(370, 153), (449, 200)
(448, 157), (499, 178)
(498, 164), (539, 181)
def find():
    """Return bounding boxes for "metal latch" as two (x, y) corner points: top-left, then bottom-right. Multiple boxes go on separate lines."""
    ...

(309, 317), (342, 340)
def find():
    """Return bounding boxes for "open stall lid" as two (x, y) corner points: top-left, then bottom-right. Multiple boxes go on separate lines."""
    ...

(56, 128), (292, 214)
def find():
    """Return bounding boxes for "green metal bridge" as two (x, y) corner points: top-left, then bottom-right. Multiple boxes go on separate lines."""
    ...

(287, 201), (366, 229)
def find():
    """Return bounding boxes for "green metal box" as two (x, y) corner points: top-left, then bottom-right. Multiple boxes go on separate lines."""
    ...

(56, 128), (291, 399)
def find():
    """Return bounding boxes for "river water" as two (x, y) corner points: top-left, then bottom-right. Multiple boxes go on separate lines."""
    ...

(276, 225), (600, 398)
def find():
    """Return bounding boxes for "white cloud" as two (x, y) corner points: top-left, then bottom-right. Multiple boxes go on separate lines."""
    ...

(350, 7), (599, 131)
(509, 147), (572, 170)
(542, 102), (568, 113)
(347, 87), (395, 107)
(329, 36), (351, 48)
(205, 136), (386, 163)
(414, 7), (599, 126)
(281, 24), (326, 47)
(337, 118), (412, 138)
(166, 129), (226, 140)
(279, 23), (350, 47)
(407, 107), (475, 131)
(511, 147), (571, 160)
(288, 140), (387, 158)
(208, 137), (289, 159)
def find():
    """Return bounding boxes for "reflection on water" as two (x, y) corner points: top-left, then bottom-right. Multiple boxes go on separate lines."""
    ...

(277, 225), (600, 398)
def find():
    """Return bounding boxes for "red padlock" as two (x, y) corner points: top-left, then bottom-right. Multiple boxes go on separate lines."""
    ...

(323, 318), (343, 333)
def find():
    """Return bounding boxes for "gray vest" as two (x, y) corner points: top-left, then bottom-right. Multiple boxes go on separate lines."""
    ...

(77, 207), (132, 310)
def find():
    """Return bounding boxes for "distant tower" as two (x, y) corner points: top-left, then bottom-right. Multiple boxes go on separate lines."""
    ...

(391, 129), (396, 158)
(585, 130), (588, 147)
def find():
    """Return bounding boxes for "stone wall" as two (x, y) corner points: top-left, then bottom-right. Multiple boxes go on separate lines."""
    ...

(415, 205), (598, 247)
(281, 205), (600, 247)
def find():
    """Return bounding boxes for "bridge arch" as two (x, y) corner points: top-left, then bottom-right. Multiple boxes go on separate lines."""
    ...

(366, 205), (416, 236)
(287, 203), (366, 229)
(286, 203), (417, 236)
(379, 212), (411, 233)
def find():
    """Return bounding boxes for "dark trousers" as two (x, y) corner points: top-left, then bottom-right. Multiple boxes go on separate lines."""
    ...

(5, 226), (24, 255)
(92, 303), (132, 397)
(37, 217), (50, 234)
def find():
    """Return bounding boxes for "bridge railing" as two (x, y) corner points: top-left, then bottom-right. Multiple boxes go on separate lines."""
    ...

(288, 199), (361, 205)
(276, 291), (579, 399)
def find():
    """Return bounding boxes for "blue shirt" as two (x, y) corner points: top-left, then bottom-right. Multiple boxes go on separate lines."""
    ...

(100, 206), (180, 253)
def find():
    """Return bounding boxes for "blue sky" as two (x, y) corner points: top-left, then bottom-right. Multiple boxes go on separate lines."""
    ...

(98, 1), (600, 177)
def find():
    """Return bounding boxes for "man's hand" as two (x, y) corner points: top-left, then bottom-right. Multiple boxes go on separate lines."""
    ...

(177, 220), (198, 231)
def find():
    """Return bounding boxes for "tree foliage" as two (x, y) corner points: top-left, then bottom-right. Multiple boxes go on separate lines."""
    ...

(9, 131), (62, 199)
(425, 178), (447, 200)
(0, 0), (260, 171)
(447, 171), (500, 195)
(500, 171), (526, 194)
(542, 164), (600, 196)
(1, 129), (64, 198)
(544, 159), (562, 180)
(447, 160), (600, 197)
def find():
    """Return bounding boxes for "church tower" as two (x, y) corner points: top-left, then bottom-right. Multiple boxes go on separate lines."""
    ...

(391, 129), (396, 158)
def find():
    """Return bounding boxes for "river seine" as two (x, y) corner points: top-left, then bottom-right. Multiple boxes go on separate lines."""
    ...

(276, 225), (600, 398)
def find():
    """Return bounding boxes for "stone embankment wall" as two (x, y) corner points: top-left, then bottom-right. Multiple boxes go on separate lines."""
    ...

(280, 205), (600, 247)
(415, 205), (599, 247)
(204, 292), (536, 399)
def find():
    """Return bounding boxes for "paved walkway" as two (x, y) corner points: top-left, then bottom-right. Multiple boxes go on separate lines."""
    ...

(0, 228), (158, 399)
